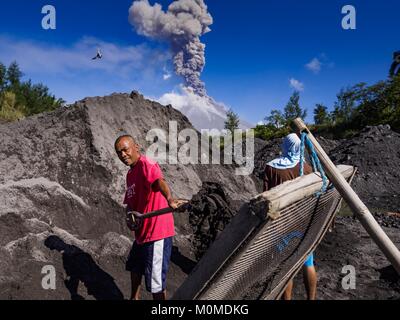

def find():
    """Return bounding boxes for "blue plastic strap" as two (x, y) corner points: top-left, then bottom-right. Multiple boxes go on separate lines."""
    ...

(300, 132), (328, 196)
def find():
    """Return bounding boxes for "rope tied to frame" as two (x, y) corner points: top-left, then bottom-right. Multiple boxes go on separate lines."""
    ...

(300, 132), (328, 196)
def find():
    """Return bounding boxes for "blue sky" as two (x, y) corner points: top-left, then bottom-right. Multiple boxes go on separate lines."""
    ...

(0, 0), (399, 124)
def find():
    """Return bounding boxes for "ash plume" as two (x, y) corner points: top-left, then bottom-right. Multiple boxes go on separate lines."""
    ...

(129, 0), (213, 97)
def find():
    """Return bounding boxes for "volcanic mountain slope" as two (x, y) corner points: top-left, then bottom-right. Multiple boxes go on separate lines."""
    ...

(0, 91), (258, 300)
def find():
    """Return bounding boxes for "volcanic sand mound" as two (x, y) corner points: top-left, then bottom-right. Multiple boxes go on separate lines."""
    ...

(329, 125), (400, 212)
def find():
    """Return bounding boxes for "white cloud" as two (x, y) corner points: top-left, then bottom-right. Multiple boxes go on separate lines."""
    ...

(306, 58), (322, 74)
(305, 54), (335, 74)
(0, 35), (174, 103)
(155, 85), (253, 131)
(162, 66), (172, 80)
(0, 35), (169, 79)
(289, 78), (304, 92)
(156, 85), (230, 130)
(163, 73), (172, 80)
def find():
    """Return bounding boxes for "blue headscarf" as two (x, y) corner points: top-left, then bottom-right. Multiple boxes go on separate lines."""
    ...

(267, 133), (301, 169)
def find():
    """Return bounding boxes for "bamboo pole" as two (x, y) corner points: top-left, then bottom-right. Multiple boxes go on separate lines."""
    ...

(293, 118), (400, 275)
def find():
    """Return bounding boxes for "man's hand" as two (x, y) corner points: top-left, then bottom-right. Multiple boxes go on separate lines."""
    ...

(154, 179), (184, 210)
(126, 211), (142, 231)
(168, 198), (188, 211)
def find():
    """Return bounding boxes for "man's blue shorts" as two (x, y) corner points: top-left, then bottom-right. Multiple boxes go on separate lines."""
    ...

(304, 253), (314, 267)
(126, 237), (173, 294)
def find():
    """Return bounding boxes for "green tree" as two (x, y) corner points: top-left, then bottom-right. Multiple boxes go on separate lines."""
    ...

(350, 77), (400, 131)
(17, 80), (64, 116)
(224, 108), (240, 134)
(331, 83), (367, 124)
(6, 61), (23, 89)
(385, 75), (400, 131)
(284, 91), (307, 124)
(313, 103), (330, 125)
(265, 109), (285, 128)
(0, 62), (6, 93)
(0, 60), (64, 122)
(254, 123), (290, 140)
(322, 77), (400, 136)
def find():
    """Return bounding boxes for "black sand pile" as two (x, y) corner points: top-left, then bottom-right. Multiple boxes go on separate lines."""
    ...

(292, 216), (400, 300)
(374, 212), (400, 229)
(329, 125), (400, 212)
(186, 182), (235, 260)
(253, 137), (282, 182)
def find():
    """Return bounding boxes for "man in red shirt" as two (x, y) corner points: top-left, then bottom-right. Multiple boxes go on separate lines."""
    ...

(115, 135), (180, 300)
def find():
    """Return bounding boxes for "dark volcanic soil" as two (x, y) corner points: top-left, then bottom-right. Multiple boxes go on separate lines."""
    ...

(292, 216), (400, 300)
(187, 182), (236, 261)
(329, 125), (400, 212)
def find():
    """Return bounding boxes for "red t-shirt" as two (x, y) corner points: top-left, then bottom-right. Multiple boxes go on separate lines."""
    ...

(123, 155), (175, 244)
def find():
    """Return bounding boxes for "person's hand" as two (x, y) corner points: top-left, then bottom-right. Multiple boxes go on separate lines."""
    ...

(126, 214), (135, 231)
(168, 198), (188, 211)
(126, 211), (142, 231)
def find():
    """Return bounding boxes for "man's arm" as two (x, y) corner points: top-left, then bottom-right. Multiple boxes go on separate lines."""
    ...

(152, 179), (180, 209)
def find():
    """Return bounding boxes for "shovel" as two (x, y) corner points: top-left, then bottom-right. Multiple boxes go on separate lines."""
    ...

(126, 199), (189, 231)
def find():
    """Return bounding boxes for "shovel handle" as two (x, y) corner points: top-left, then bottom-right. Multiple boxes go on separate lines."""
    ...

(132, 199), (189, 220)
(139, 207), (175, 219)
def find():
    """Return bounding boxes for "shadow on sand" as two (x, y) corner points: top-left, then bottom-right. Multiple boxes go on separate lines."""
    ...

(45, 235), (124, 300)
(170, 245), (197, 275)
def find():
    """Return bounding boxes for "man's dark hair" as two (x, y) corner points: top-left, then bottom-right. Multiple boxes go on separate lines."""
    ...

(114, 135), (136, 147)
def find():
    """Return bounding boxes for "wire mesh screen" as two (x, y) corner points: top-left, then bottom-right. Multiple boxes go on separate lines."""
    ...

(202, 188), (341, 300)
(173, 165), (355, 300)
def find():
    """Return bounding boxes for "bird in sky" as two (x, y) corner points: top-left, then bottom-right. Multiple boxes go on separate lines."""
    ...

(92, 48), (103, 60)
